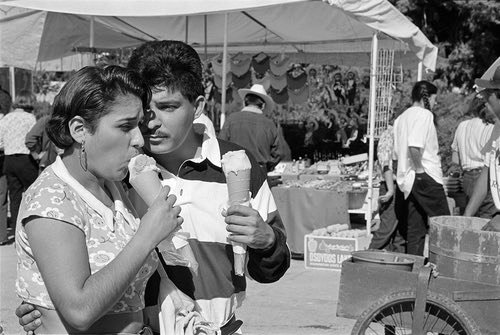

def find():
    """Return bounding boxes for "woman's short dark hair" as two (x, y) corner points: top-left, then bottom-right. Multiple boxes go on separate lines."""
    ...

(411, 80), (438, 111)
(12, 90), (36, 112)
(47, 66), (151, 149)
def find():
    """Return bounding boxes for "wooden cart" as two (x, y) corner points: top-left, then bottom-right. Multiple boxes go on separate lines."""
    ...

(337, 251), (500, 334)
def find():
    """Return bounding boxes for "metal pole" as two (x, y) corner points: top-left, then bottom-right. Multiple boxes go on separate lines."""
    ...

(367, 32), (379, 235)
(220, 13), (228, 128)
(90, 16), (95, 65)
(204, 15), (208, 61)
(9, 67), (15, 99)
(185, 16), (189, 44)
(417, 61), (423, 81)
(90, 16), (95, 48)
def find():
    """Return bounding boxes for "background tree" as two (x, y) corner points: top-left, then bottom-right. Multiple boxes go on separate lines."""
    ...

(390, 0), (500, 84)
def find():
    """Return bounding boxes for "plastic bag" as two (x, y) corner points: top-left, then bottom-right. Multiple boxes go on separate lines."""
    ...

(157, 231), (199, 275)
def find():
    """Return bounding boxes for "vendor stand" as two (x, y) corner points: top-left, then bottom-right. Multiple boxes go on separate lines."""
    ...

(272, 182), (350, 255)
(270, 156), (379, 256)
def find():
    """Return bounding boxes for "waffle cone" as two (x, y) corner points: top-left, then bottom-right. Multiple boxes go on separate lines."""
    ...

(129, 170), (163, 206)
(225, 169), (251, 206)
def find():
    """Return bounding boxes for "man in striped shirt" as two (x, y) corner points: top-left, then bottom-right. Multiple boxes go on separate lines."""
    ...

(127, 40), (290, 334)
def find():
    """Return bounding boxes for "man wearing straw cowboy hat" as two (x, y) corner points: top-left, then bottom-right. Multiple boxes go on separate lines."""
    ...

(464, 64), (500, 231)
(219, 83), (283, 173)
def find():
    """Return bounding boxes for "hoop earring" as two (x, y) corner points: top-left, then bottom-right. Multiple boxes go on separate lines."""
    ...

(79, 140), (88, 171)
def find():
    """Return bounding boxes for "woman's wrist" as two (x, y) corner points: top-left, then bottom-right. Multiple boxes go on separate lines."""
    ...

(133, 228), (157, 252)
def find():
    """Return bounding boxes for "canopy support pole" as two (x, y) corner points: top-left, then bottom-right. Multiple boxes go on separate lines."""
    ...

(417, 61), (423, 81)
(367, 32), (379, 235)
(90, 16), (95, 65)
(9, 67), (15, 99)
(204, 15), (208, 61)
(220, 13), (228, 128)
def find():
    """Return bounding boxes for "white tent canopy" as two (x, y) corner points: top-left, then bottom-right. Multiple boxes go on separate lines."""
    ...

(0, 0), (438, 71)
(0, 0), (438, 233)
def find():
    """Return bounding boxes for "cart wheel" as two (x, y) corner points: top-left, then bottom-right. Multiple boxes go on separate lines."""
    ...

(351, 290), (481, 335)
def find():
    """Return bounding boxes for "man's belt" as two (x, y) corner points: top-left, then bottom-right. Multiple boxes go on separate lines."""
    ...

(463, 167), (483, 172)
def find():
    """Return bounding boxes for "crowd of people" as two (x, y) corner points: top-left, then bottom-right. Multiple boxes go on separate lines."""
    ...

(198, 62), (373, 161)
(369, 67), (500, 255)
(2, 39), (499, 334)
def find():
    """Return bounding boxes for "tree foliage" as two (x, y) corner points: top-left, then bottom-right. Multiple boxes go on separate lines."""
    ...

(390, 0), (500, 81)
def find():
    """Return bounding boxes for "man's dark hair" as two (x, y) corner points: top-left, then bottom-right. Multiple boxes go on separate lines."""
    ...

(127, 40), (204, 103)
(411, 80), (438, 111)
(467, 94), (494, 124)
(244, 94), (265, 109)
(47, 65), (151, 149)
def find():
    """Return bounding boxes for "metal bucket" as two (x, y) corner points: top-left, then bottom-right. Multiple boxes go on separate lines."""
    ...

(351, 250), (415, 272)
(428, 216), (500, 285)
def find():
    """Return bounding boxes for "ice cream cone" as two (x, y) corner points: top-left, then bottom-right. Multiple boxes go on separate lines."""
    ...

(128, 154), (199, 273)
(225, 169), (251, 206)
(233, 247), (246, 276)
(128, 154), (162, 206)
(129, 170), (163, 206)
(221, 150), (252, 276)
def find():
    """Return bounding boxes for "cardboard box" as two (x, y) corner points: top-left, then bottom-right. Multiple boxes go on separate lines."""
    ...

(304, 233), (371, 270)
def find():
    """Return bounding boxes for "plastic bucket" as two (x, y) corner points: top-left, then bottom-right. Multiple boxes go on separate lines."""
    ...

(428, 216), (500, 285)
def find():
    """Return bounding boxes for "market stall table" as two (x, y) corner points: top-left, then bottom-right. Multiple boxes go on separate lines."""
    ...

(271, 185), (350, 255)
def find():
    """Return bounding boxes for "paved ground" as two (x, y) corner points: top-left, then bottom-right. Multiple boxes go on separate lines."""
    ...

(1, 242), (355, 335)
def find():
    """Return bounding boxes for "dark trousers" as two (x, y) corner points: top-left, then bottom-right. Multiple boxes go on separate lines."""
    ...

(462, 168), (496, 219)
(406, 172), (450, 256)
(4, 154), (39, 228)
(369, 181), (405, 252)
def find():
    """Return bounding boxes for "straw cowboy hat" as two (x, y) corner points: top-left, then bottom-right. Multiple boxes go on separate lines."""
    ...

(238, 84), (275, 113)
(475, 65), (500, 90)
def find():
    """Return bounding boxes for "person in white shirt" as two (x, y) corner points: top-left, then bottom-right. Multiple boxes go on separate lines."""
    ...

(0, 87), (11, 245)
(451, 94), (496, 218)
(0, 90), (38, 228)
(393, 80), (450, 256)
(464, 65), (500, 232)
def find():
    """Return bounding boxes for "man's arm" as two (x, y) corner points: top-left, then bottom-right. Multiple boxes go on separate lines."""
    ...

(224, 204), (290, 283)
(246, 209), (290, 283)
(379, 167), (395, 203)
(224, 149), (290, 283)
(451, 150), (460, 167)
(464, 166), (489, 216)
(409, 146), (425, 173)
(0, 120), (5, 150)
